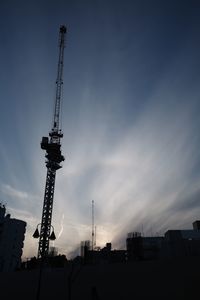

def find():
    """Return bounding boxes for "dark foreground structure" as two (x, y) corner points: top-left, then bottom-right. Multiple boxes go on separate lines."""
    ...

(0, 203), (26, 272)
(0, 256), (199, 300)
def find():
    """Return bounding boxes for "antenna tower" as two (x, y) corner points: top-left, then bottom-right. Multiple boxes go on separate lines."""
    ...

(92, 200), (94, 251)
(94, 225), (96, 248)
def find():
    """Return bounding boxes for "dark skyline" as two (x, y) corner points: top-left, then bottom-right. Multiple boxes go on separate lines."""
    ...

(1, 0), (200, 259)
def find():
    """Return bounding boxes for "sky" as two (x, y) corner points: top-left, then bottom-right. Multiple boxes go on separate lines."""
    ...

(1, 0), (200, 259)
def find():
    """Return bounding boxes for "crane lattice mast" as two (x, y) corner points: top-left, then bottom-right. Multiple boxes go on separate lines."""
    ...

(38, 25), (66, 258)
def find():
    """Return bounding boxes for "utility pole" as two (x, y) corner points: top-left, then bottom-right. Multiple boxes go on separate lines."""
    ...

(35, 25), (67, 259)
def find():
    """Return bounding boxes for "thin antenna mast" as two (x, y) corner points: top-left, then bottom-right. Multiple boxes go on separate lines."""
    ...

(92, 200), (94, 251)
(94, 225), (96, 248)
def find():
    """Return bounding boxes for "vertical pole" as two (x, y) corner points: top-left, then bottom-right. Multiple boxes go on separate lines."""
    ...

(36, 259), (43, 300)
(94, 225), (96, 248)
(92, 200), (94, 251)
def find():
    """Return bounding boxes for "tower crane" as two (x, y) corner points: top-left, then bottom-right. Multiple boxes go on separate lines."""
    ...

(34, 25), (67, 259)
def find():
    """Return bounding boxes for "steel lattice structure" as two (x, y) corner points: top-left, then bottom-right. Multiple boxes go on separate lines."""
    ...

(37, 25), (66, 258)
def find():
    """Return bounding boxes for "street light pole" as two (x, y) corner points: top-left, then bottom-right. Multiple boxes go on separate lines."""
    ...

(33, 224), (56, 258)
(33, 223), (56, 299)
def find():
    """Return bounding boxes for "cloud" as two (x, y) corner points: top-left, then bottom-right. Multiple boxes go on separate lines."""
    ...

(50, 64), (200, 256)
(0, 183), (41, 211)
(1, 4), (200, 260)
(3, 59), (200, 260)
(1, 183), (28, 199)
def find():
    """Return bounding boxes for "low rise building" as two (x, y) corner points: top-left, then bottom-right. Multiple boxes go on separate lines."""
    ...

(82, 242), (126, 264)
(164, 226), (200, 258)
(126, 221), (200, 261)
(126, 232), (164, 261)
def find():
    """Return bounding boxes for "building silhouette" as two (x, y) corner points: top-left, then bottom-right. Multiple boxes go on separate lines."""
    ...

(164, 223), (200, 258)
(0, 203), (26, 272)
(79, 221), (200, 265)
(126, 232), (164, 261)
(81, 241), (126, 264)
(80, 240), (91, 258)
(126, 221), (200, 261)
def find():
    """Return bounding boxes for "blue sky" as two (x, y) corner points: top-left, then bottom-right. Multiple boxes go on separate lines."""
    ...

(1, 0), (200, 258)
